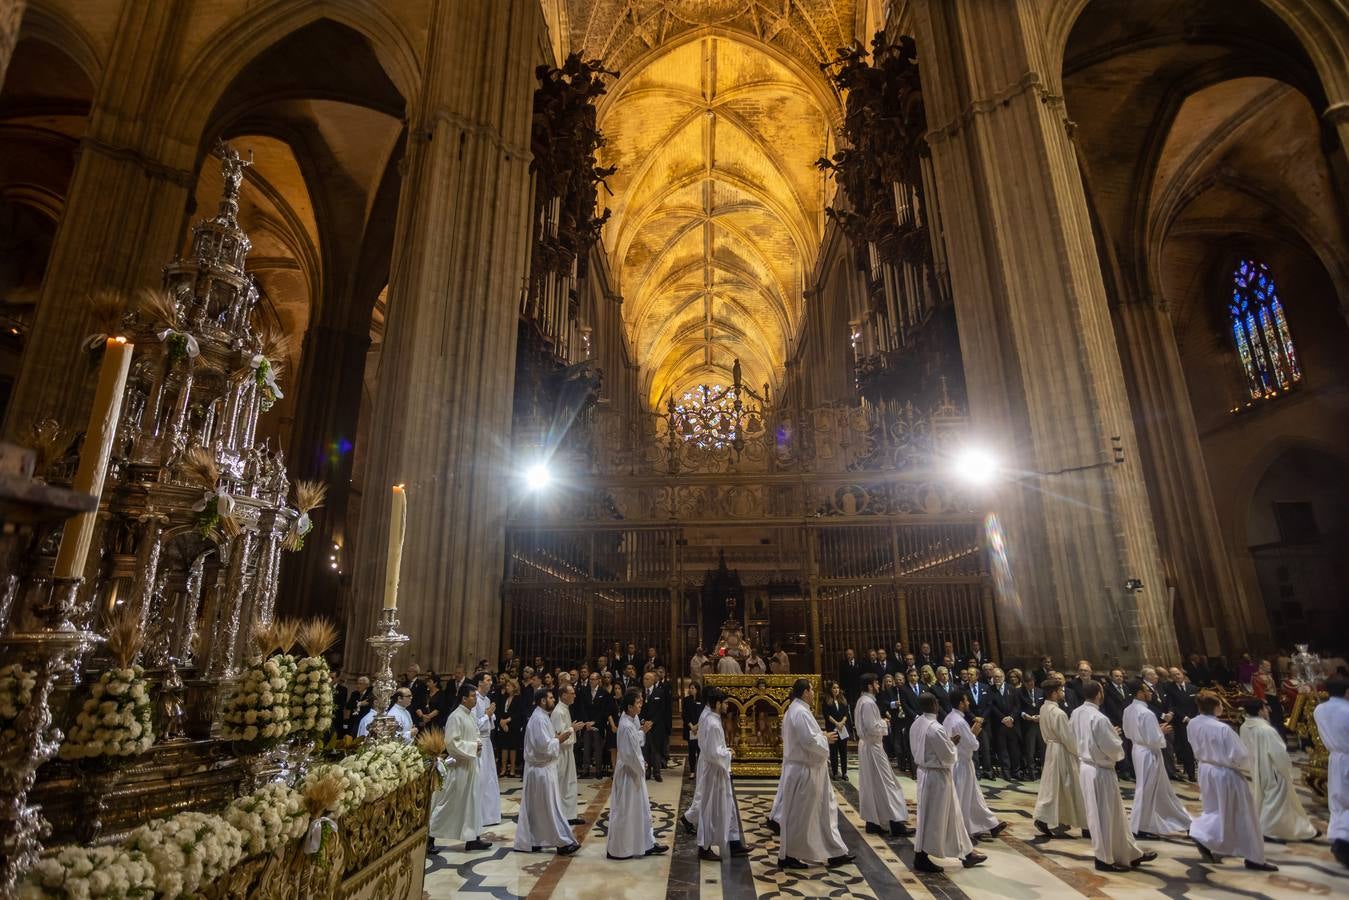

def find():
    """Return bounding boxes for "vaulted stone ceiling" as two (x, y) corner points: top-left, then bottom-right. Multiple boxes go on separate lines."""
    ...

(558, 1), (855, 406)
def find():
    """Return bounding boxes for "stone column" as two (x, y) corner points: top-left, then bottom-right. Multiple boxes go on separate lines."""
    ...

(3, 0), (191, 435)
(1113, 299), (1260, 652)
(0, 0), (25, 90)
(278, 324), (370, 622)
(911, 0), (1174, 667)
(345, 0), (543, 673)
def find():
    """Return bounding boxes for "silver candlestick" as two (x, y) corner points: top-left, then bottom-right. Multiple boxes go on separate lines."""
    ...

(0, 576), (101, 896)
(365, 608), (409, 741)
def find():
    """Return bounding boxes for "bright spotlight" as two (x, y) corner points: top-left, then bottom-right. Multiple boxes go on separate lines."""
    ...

(524, 461), (552, 491)
(953, 447), (1000, 486)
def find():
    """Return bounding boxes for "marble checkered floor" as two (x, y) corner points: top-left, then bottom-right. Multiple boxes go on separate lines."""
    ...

(424, 760), (1345, 899)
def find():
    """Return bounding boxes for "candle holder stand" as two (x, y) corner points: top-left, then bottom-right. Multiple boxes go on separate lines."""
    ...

(0, 576), (101, 896)
(365, 608), (409, 741)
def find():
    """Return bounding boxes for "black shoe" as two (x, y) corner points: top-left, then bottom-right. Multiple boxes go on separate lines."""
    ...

(1052, 825), (1074, 838)
(766, 818), (781, 835)
(1134, 830), (1160, 841)
(698, 847), (720, 862)
(1034, 819), (1053, 838)
(568, 818), (586, 826)
(866, 822), (886, 836)
(427, 839), (439, 853)
(989, 821), (1008, 837)
(890, 821), (911, 838)
(653, 769), (663, 782)
(1194, 840), (1220, 864)
(1081, 828), (1091, 839)
(645, 843), (669, 855)
(606, 852), (631, 860)
(779, 856), (807, 869)
(558, 843), (581, 856)
(974, 831), (993, 842)
(1130, 850), (1157, 867)
(680, 815), (696, 835)
(531, 846), (542, 852)
(1244, 860), (1278, 871)
(1095, 859), (1129, 872)
(914, 851), (943, 873)
(1333, 839), (1349, 868)
(728, 840), (751, 857)
(464, 839), (491, 851)
(962, 851), (987, 868)
(826, 853), (855, 867)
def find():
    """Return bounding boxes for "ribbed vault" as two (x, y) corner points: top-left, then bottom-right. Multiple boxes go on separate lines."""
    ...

(597, 34), (835, 407)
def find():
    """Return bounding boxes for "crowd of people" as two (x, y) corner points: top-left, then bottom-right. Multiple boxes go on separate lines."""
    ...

(327, 637), (1348, 874)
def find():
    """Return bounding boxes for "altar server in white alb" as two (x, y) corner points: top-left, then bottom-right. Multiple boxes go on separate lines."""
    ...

(854, 674), (911, 838)
(1240, 698), (1317, 841)
(943, 689), (1005, 840)
(1069, 680), (1155, 873)
(908, 692), (984, 873)
(473, 673), (501, 827)
(1188, 691), (1278, 871)
(681, 687), (750, 861)
(606, 689), (668, 859)
(776, 678), (854, 870)
(428, 683), (490, 852)
(552, 682), (589, 825)
(1033, 679), (1087, 838)
(1313, 678), (1349, 869)
(1122, 679), (1191, 839)
(514, 690), (581, 856)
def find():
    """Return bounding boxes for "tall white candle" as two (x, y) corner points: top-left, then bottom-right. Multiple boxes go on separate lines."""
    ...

(54, 336), (135, 578)
(383, 484), (406, 610)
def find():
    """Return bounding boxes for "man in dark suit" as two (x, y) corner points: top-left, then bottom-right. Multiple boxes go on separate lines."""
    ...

(1143, 665), (1181, 780)
(641, 671), (670, 781)
(930, 667), (954, 717)
(875, 648), (895, 682)
(1183, 653), (1212, 688)
(987, 668), (1021, 780)
(915, 642), (935, 671)
(861, 648), (880, 678)
(330, 669), (349, 737)
(965, 668), (994, 777)
(1063, 660), (1097, 711)
(1030, 655), (1054, 689)
(1100, 667), (1134, 779)
(1017, 677), (1045, 780)
(1164, 665), (1200, 781)
(839, 648), (863, 704)
(642, 646), (661, 673)
(897, 668), (924, 773)
(965, 639), (990, 669)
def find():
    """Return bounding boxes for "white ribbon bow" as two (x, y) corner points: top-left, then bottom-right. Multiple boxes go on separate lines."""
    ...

(83, 332), (109, 352)
(157, 328), (200, 358)
(192, 485), (235, 518)
(436, 758), (449, 777)
(251, 354), (284, 399)
(304, 816), (336, 854)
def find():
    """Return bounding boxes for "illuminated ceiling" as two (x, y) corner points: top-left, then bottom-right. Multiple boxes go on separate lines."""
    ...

(562, 2), (853, 407)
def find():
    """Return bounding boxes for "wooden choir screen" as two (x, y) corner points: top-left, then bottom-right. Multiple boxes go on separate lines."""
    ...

(505, 526), (677, 668)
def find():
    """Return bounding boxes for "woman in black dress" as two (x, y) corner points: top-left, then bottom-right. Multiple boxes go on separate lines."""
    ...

(824, 680), (850, 780)
(589, 677), (618, 777)
(414, 674), (443, 735)
(497, 678), (525, 777)
(682, 681), (704, 774)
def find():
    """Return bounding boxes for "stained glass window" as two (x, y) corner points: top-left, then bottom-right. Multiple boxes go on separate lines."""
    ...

(1229, 259), (1301, 401)
(672, 384), (738, 449)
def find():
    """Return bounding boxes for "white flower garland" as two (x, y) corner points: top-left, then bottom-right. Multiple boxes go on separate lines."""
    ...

(124, 810), (244, 899)
(223, 783), (307, 857)
(19, 845), (155, 899)
(220, 655), (291, 746)
(27, 740), (428, 898)
(59, 667), (153, 761)
(1, 662), (38, 746)
(288, 656), (332, 738)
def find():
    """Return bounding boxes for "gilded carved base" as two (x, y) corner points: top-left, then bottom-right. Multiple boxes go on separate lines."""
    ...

(703, 674), (821, 778)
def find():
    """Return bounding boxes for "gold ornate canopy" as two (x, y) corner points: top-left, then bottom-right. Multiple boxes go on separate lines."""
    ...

(704, 673), (821, 777)
(546, 1), (871, 407)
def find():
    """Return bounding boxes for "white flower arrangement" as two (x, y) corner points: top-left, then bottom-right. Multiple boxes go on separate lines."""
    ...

(288, 655), (332, 738)
(20, 844), (156, 900)
(298, 740), (426, 817)
(220, 655), (291, 746)
(124, 810), (244, 899)
(59, 666), (153, 761)
(0, 662), (38, 745)
(223, 782), (308, 857)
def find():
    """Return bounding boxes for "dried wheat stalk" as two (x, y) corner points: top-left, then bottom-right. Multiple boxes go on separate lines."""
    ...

(89, 290), (128, 337)
(272, 617), (301, 655)
(21, 418), (73, 476)
(135, 287), (179, 331)
(180, 446), (219, 490)
(415, 727), (447, 759)
(292, 480), (328, 515)
(103, 605), (144, 669)
(302, 773), (343, 817)
(298, 618), (338, 659)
